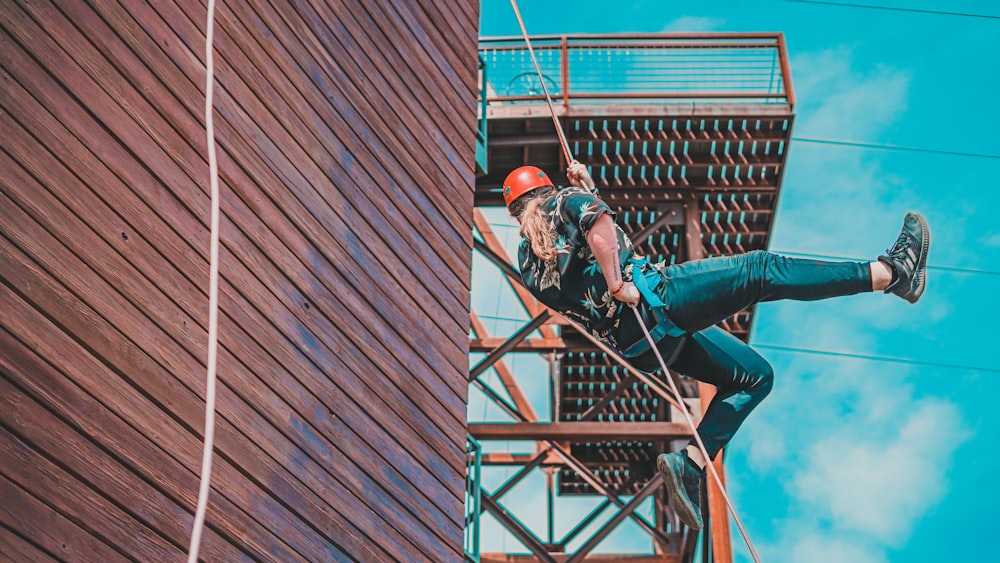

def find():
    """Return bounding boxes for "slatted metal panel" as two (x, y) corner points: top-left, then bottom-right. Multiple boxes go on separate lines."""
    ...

(0, 1), (477, 560)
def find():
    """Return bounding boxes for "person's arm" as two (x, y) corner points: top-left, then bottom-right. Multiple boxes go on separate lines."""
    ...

(586, 213), (640, 306)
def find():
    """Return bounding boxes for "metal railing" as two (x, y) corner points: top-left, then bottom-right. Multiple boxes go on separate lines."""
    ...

(464, 436), (482, 562)
(479, 33), (795, 108)
(475, 55), (489, 175)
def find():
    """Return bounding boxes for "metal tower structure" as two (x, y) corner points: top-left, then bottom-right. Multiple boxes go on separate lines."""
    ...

(467, 33), (795, 563)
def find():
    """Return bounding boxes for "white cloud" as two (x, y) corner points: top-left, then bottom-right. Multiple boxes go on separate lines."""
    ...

(740, 338), (968, 560)
(661, 16), (725, 32)
(794, 399), (966, 544)
(786, 532), (887, 563)
(794, 48), (910, 140)
(740, 256), (968, 560)
(981, 231), (1000, 248)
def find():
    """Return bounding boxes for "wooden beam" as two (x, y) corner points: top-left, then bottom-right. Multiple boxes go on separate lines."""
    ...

(469, 422), (691, 441)
(470, 336), (567, 352)
(706, 453), (734, 563)
(469, 312), (551, 381)
(481, 451), (566, 465)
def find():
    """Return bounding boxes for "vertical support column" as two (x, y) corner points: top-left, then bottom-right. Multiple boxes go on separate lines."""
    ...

(561, 37), (569, 109)
(685, 191), (733, 562)
(684, 191), (704, 262)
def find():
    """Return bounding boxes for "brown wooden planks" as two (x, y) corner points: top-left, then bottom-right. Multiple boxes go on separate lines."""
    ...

(0, 475), (127, 563)
(68, 0), (473, 397)
(0, 225), (330, 561)
(0, 36), (467, 508)
(0, 1), (469, 453)
(0, 372), (250, 562)
(0, 153), (453, 559)
(0, 0), (476, 560)
(0, 527), (58, 563)
(0, 423), (184, 562)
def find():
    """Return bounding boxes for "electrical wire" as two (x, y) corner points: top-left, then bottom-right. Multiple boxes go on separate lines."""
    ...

(772, 250), (1000, 277)
(755, 344), (1000, 374)
(793, 136), (1000, 160)
(188, 0), (221, 560)
(779, 0), (1000, 19)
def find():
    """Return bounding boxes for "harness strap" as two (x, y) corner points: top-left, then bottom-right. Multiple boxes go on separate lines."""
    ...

(622, 257), (687, 361)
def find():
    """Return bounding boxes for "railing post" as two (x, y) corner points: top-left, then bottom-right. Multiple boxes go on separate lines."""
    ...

(561, 36), (569, 109)
(475, 54), (489, 176)
(776, 33), (796, 109)
(464, 436), (482, 562)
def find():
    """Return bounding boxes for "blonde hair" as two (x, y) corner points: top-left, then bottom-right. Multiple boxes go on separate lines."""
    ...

(510, 189), (557, 261)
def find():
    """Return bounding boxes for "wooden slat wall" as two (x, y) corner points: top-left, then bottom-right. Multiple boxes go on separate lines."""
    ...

(0, 0), (477, 560)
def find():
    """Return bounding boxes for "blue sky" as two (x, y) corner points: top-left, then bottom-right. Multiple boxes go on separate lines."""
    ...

(472, 1), (1000, 561)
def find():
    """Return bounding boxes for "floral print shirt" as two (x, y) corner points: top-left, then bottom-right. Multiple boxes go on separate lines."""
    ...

(518, 187), (637, 349)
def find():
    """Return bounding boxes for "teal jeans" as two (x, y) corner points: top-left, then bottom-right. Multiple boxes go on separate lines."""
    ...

(619, 250), (872, 459)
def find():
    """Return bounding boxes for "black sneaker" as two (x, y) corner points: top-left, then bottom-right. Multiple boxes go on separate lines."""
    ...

(879, 211), (930, 304)
(656, 451), (705, 530)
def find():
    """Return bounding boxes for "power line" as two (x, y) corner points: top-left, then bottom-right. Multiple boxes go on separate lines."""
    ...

(793, 136), (1000, 160)
(779, 0), (1000, 19)
(772, 250), (1000, 277)
(755, 343), (1000, 374)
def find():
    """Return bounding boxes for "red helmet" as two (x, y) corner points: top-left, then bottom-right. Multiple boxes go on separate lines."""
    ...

(503, 166), (554, 208)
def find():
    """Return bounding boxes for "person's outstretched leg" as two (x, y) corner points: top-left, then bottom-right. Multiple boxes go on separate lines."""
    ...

(654, 211), (930, 332)
(656, 251), (872, 332)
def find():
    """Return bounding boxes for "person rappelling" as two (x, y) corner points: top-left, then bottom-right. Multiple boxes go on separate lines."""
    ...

(503, 160), (930, 530)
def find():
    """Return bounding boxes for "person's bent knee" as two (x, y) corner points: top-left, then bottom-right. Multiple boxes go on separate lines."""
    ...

(740, 360), (773, 402)
(751, 363), (774, 399)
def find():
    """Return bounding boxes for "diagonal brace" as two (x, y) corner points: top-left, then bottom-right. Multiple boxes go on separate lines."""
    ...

(565, 474), (665, 563)
(482, 491), (557, 563)
(469, 311), (551, 381)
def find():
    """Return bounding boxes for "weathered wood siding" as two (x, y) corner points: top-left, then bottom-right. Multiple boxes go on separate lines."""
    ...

(0, 0), (476, 560)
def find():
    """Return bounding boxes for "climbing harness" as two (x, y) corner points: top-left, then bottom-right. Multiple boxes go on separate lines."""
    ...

(620, 257), (686, 362)
(188, 0), (221, 561)
(508, 0), (761, 559)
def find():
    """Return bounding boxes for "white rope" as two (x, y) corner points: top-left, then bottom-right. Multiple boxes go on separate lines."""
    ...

(188, 0), (220, 560)
(630, 307), (761, 562)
